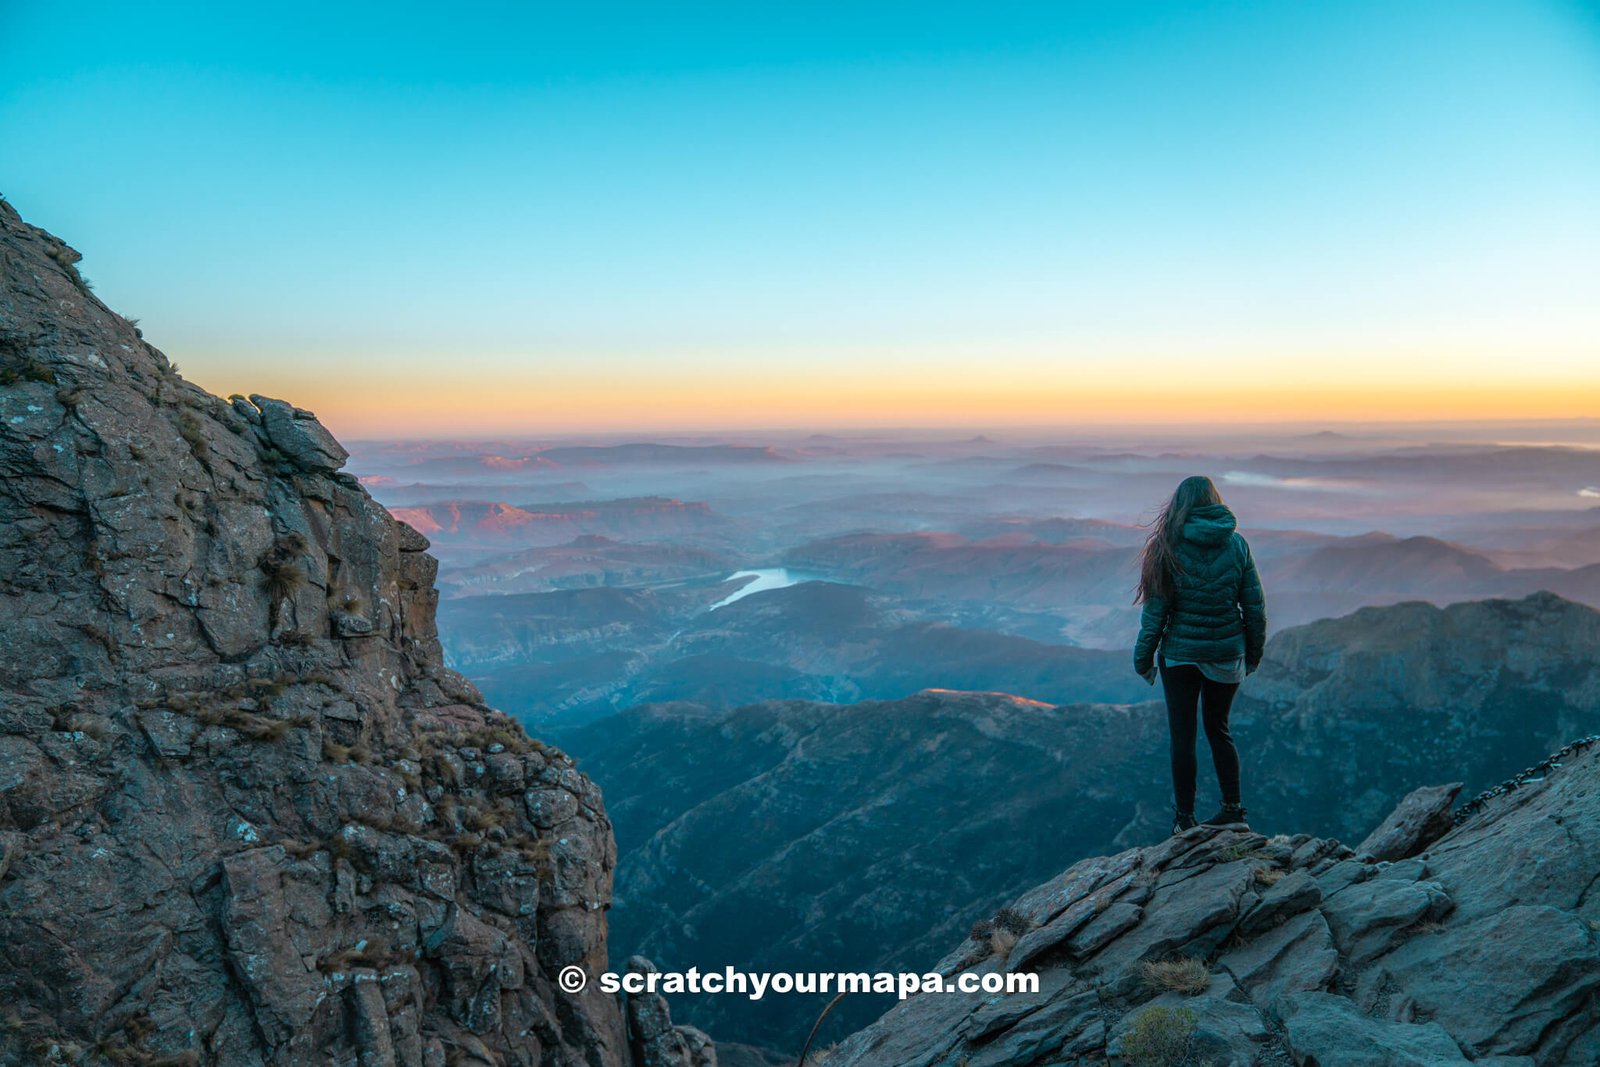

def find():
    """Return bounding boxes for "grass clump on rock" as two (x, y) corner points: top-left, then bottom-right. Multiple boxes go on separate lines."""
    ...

(0, 358), (56, 387)
(1121, 1004), (1197, 1067)
(969, 905), (1033, 961)
(1141, 956), (1210, 996)
(1252, 866), (1285, 887)
(262, 558), (306, 602)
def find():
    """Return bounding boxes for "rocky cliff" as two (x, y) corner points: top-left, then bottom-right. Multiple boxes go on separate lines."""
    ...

(0, 201), (706, 1065)
(826, 737), (1600, 1066)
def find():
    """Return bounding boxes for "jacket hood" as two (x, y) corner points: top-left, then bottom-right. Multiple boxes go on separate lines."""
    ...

(1180, 502), (1237, 546)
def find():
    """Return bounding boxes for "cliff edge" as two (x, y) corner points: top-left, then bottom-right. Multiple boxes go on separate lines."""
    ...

(826, 739), (1600, 1066)
(0, 201), (706, 1066)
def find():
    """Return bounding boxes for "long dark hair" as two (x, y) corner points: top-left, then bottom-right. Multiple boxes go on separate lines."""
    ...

(1135, 475), (1224, 603)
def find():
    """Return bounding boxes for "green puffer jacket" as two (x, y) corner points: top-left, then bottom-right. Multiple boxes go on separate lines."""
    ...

(1133, 503), (1266, 676)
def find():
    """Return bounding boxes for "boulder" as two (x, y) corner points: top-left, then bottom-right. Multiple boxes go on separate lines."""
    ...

(1369, 905), (1600, 1058)
(1357, 781), (1462, 861)
(250, 392), (350, 471)
(1277, 991), (1473, 1065)
(1219, 909), (1339, 1008)
(1319, 872), (1453, 966)
(627, 957), (704, 1067)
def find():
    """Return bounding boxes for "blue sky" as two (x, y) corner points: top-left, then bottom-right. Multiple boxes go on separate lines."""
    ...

(3, 1), (1599, 434)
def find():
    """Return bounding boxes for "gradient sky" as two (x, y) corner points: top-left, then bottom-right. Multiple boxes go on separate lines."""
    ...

(3, 1), (1599, 436)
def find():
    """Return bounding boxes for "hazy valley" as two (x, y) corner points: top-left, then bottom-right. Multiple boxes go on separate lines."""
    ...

(351, 426), (1600, 739)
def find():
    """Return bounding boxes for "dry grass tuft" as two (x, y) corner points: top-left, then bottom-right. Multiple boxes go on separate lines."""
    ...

(988, 927), (1019, 960)
(970, 906), (1033, 960)
(262, 559), (305, 601)
(1141, 956), (1210, 996)
(992, 906), (1032, 935)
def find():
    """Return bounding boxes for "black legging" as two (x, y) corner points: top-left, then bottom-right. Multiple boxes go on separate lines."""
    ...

(1158, 659), (1242, 812)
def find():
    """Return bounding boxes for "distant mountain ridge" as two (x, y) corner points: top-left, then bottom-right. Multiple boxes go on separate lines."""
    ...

(769, 524), (1600, 650)
(389, 496), (738, 556)
(441, 579), (1149, 727)
(535, 443), (790, 465)
(368, 443), (788, 478)
(446, 535), (737, 595)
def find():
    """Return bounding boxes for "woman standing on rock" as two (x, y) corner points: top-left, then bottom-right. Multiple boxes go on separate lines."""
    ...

(1133, 475), (1267, 835)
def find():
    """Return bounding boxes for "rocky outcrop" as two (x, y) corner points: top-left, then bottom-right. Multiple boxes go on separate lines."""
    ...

(826, 738), (1600, 1066)
(624, 958), (715, 1067)
(1356, 781), (1461, 862)
(0, 201), (704, 1064)
(246, 393), (351, 472)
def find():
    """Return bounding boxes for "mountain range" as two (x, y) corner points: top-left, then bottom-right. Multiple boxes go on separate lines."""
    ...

(389, 497), (739, 559)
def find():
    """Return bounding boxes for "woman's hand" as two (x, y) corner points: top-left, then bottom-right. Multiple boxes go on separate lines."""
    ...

(1139, 665), (1158, 686)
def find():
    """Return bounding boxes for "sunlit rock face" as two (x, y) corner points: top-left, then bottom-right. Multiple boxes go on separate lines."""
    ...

(0, 200), (707, 1067)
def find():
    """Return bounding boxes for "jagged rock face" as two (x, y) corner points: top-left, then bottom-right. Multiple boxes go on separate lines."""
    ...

(0, 202), (697, 1066)
(827, 741), (1600, 1066)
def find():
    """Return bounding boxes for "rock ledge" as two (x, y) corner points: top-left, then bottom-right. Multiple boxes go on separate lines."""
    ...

(828, 741), (1600, 1066)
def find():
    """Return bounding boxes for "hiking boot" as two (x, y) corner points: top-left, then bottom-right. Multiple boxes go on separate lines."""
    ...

(1203, 803), (1249, 827)
(1172, 809), (1199, 834)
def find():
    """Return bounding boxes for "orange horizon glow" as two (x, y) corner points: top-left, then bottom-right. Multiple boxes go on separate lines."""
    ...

(194, 353), (1600, 439)
(13, 1), (1599, 447)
